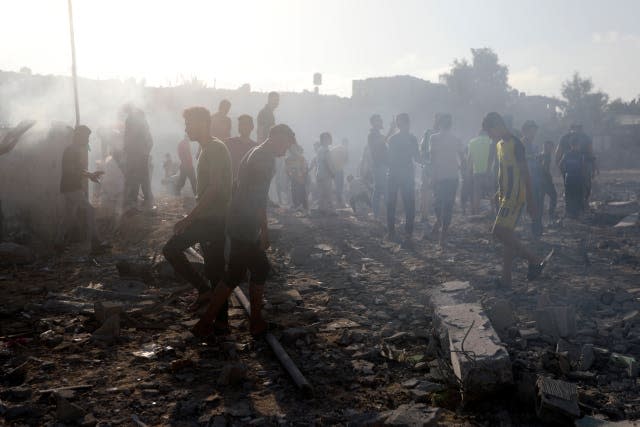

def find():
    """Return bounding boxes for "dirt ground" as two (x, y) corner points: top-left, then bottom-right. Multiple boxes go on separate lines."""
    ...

(1, 171), (640, 426)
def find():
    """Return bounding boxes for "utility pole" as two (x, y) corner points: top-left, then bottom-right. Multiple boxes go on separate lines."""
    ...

(68, 0), (80, 127)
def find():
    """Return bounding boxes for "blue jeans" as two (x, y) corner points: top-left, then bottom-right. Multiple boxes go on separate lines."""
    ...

(387, 174), (415, 235)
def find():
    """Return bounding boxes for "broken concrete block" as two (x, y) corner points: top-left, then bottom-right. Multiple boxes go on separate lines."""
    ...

(614, 213), (639, 228)
(429, 281), (472, 308)
(610, 353), (639, 378)
(40, 330), (63, 347)
(382, 403), (444, 426)
(580, 344), (595, 371)
(535, 306), (576, 338)
(91, 314), (120, 344)
(519, 328), (540, 340)
(94, 302), (123, 324)
(289, 246), (313, 265)
(604, 200), (639, 216)
(433, 303), (512, 399)
(485, 298), (517, 333)
(217, 363), (248, 386)
(56, 394), (85, 422)
(535, 376), (580, 422)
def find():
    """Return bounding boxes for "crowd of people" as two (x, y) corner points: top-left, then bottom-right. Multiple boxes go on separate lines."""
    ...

(41, 89), (599, 337)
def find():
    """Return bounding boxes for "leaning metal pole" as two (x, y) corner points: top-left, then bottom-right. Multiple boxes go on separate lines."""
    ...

(67, 0), (80, 127)
(184, 248), (313, 395)
(232, 287), (313, 395)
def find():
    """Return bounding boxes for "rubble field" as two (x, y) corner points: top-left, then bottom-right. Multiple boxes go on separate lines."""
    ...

(2, 170), (640, 426)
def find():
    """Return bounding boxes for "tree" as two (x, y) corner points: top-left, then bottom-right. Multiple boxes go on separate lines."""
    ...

(439, 48), (511, 112)
(560, 73), (609, 132)
(607, 96), (640, 115)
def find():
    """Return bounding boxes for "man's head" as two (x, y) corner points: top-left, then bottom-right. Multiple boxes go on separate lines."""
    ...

(347, 174), (354, 183)
(268, 124), (296, 157)
(238, 114), (254, 138)
(73, 125), (91, 145)
(183, 106), (212, 142)
(218, 99), (231, 115)
(521, 120), (538, 142)
(396, 113), (410, 131)
(370, 114), (383, 130)
(570, 123), (582, 133)
(319, 132), (332, 146)
(482, 112), (508, 142)
(439, 113), (452, 131)
(268, 92), (280, 109)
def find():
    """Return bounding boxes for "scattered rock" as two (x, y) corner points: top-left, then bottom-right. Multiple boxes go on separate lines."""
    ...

(56, 394), (85, 422)
(580, 344), (596, 371)
(217, 363), (248, 386)
(382, 403), (445, 426)
(0, 242), (35, 265)
(91, 314), (120, 344)
(94, 301), (124, 324)
(39, 329), (63, 347)
(0, 386), (32, 402)
(485, 298), (517, 333)
(536, 305), (576, 338)
(281, 327), (308, 345)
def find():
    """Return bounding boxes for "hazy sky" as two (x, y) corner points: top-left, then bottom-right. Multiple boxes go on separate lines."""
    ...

(2, 0), (639, 100)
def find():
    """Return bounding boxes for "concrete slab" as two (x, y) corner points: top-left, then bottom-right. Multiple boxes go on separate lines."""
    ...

(429, 280), (473, 307)
(433, 303), (513, 399)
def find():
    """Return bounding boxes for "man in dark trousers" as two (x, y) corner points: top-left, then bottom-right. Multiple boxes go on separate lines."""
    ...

(193, 124), (297, 337)
(537, 140), (557, 221)
(559, 137), (585, 219)
(367, 114), (389, 220)
(386, 113), (419, 241)
(556, 124), (597, 209)
(163, 107), (232, 327)
(429, 113), (463, 247)
(122, 107), (154, 211)
(57, 125), (109, 254)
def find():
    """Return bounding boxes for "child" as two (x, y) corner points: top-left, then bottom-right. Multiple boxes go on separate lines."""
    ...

(285, 144), (309, 211)
(559, 137), (585, 219)
(347, 175), (372, 214)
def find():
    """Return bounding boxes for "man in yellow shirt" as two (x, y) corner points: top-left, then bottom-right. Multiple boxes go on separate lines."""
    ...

(482, 112), (550, 286)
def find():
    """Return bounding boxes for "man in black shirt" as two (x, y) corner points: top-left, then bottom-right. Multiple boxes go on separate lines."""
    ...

(386, 113), (419, 240)
(57, 125), (109, 254)
(537, 140), (557, 221)
(556, 124), (597, 208)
